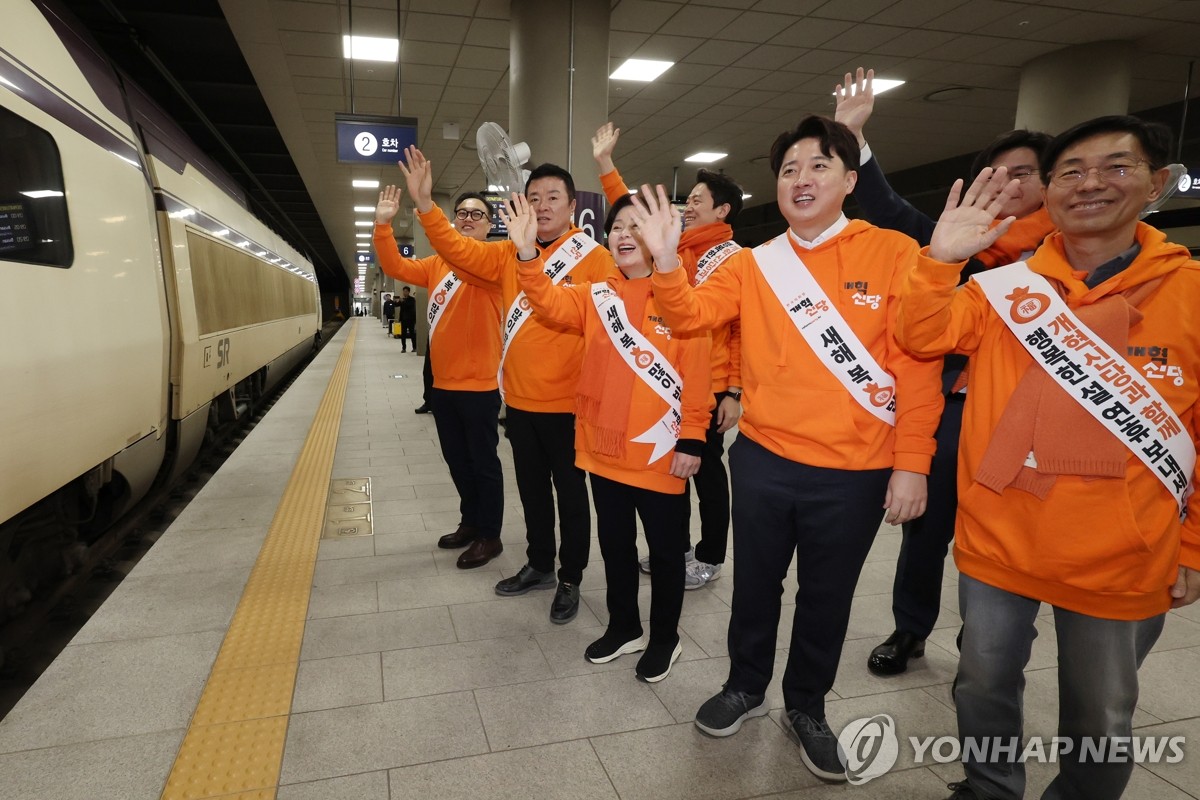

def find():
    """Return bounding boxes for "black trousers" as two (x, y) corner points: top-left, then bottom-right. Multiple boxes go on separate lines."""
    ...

(892, 393), (963, 639)
(398, 319), (417, 350)
(591, 473), (687, 645)
(505, 407), (590, 584)
(422, 345), (433, 405)
(430, 388), (504, 539)
(689, 390), (731, 565)
(726, 435), (889, 718)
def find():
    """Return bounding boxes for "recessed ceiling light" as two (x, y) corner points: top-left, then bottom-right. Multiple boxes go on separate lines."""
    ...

(834, 78), (905, 97)
(354, 220), (372, 226)
(354, 206), (374, 212)
(342, 35), (399, 63)
(685, 152), (727, 164)
(610, 59), (674, 82)
(352, 179), (379, 188)
(356, 233), (371, 238)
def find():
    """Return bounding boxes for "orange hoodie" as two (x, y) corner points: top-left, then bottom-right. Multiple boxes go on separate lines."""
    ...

(416, 205), (615, 413)
(601, 169), (741, 391)
(898, 223), (1200, 620)
(652, 219), (943, 473)
(373, 223), (501, 391)
(518, 256), (713, 493)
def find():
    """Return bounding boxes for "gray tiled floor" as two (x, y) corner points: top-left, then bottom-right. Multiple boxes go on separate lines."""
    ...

(3, 321), (1198, 799)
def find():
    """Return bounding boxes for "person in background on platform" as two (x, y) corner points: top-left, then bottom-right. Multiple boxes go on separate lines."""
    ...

(834, 66), (1054, 676)
(650, 116), (944, 782)
(373, 187), (506, 570)
(899, 115), (1200, 800)
(506, 190), (712, 681)
(381, 292), (395, 330)
(397, 286), (418, 352)
(593, 122), (744, 591)
(397, 145), (615, 623)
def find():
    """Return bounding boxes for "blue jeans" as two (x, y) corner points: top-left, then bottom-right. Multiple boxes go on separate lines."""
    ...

(956, 574), (1164, 799)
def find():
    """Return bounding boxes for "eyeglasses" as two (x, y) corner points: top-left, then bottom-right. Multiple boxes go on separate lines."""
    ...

(454, 209), (488, 221)
(1048, 160), (1148, 188)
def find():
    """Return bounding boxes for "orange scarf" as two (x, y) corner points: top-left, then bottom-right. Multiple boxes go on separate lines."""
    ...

(576, 276), (653, 458)
(974, 206), (1055, 269)
(678, 222), (734, 284)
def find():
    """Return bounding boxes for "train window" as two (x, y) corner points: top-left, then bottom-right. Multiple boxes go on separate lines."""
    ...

(0, 106), (72, 268)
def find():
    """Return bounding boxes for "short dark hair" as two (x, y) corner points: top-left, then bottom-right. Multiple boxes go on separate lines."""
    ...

(694, 169), (744, 224)
(769, 116), (860, 176)
(525, 163), (576, 201)
(401, 286), (411, 292)
(603, 194), (635, 237)
(969, 129), (1053, 178)
(1039, 115), (1173, 184)
(454, 191), (492, 216)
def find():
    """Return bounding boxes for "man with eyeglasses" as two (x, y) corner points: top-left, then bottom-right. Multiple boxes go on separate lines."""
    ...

(899, 115), (1200, 800)
(373, 188), (506, 568)
(836, 67), (1055, 677)
(397, 146), (616, 621)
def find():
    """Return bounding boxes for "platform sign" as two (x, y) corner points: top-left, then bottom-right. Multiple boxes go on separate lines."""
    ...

(1176, 168), (1200, 199)
(335, 114), (418, 165)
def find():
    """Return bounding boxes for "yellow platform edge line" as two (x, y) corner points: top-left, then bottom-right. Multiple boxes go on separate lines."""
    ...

(159, 321), (359, 800)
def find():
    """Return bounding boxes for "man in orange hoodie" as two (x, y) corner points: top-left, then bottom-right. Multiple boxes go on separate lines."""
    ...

(647, 116), (944, 782)
(373, 189), (505, 569)
(898, 115), (1200, 800)
(835, 67), (1055, 676)
(397, 146), (614, 624)
(593, 122), (744, 590)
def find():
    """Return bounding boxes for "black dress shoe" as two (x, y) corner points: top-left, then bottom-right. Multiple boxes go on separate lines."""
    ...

(495, 564), (556, 596)
(414, 403), (432, 414)
(549, 581), (580, 624)
(457, 537), (503, 569)
(867, 630), (926, 676)
(437, 525), (476, 549)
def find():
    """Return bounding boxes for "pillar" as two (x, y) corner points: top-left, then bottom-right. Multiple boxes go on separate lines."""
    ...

(509, 0), (609, 194)
(1015, 41), (1132, 135)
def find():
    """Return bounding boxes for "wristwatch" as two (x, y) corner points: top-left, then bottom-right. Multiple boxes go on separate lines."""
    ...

(728, 389), (743, 402)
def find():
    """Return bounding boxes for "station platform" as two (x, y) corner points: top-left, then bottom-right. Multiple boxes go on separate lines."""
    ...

(1, 318), (1198, 799)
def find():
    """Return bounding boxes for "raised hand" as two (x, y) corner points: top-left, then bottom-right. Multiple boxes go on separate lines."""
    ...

(834, 67), (875, 147)
(928, 167), (1021, 263)
(628, 184), (682, 270)
(375, 185), (402, 225)
(592, 122), (621, 174)
(396, 145), (434, 213)
(497, 192), (538, 260)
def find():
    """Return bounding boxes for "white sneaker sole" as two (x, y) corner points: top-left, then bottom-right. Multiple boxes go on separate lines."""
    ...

(636, 642), (682, 683)
(788, 726), (848, 782)
(694, 699), (768, 737)
(585, 633), (647, 664)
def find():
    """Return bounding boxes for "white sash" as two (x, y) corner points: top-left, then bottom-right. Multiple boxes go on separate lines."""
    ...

(753, 234), (897, 425)
(694, 240), (741, 286)
(427, 271), (465, 344)
(974, 262), (1194, 515)
(590, 283), (682, 465)
(498, 232), (600, 396)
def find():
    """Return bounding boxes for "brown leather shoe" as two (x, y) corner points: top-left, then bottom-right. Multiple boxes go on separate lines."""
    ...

(438, 525), (476, 549)
(456, 537), (503, 569)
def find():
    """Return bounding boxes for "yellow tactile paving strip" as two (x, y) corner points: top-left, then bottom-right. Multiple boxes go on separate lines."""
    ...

(160, 322), (358, 800)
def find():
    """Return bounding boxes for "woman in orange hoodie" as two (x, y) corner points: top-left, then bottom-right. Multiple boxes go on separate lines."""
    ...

(505, 191), (713, 683)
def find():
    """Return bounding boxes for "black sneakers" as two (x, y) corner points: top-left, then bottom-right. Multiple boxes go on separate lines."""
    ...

(694, 688), (768, 737)
(785, 709), (847, 782)
(494, 564), (555, 597)
(549, 581), (580, 624)
(635, 638), (682, 683)
(584, 629), (647, 664)
(946, 781), (983, 799)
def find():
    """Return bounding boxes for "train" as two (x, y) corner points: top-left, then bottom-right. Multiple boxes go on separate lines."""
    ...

(0, 0), (323, 621)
